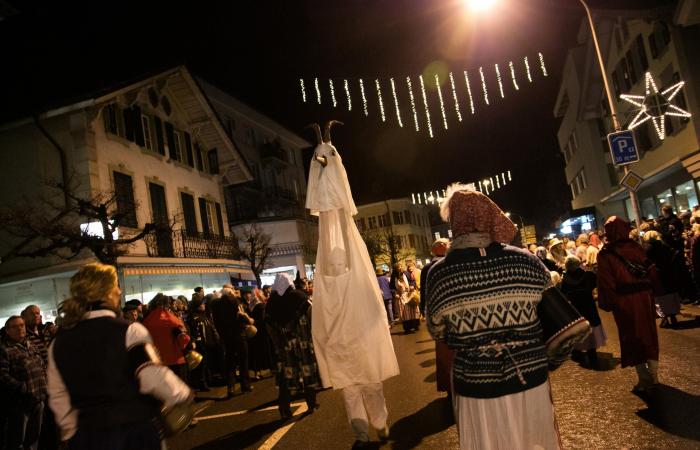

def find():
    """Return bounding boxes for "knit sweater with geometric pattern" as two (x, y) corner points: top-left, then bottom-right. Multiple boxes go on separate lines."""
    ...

(425, 243), (550, 398)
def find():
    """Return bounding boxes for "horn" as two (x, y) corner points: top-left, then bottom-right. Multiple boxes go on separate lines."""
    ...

(304, 123), (322, 145)
(323, 120), (344, 143)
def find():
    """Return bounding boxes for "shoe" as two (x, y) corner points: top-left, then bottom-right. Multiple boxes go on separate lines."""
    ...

(279, 408), (293, 421)
(242, 385), (253, 393)
(659, 318), (670, 328)
(351, 440), (370, 449)
(377, 425), (390, 441)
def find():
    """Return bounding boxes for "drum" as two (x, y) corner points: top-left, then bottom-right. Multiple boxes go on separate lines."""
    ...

(537, 286), (591, 370)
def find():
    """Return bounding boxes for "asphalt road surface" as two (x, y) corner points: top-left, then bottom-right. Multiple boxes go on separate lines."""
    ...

(169, 304), (700, 450)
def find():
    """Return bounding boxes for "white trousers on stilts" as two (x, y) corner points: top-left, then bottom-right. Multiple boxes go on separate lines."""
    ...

(342, 382), (388, 442)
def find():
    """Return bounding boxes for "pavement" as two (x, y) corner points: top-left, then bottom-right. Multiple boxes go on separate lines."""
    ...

(168, 303), (700, 450)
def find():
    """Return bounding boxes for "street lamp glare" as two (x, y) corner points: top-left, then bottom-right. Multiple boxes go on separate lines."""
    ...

(466, 0), (497, 11)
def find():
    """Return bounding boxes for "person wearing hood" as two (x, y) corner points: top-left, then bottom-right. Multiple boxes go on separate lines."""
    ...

(425, 185), (561, 450)
(265, 273), (320, 420)
(561, 256), (606, 368)
(597, 216), (662, 393)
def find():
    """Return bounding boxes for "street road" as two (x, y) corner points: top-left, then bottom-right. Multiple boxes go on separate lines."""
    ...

(169, 304), (700, 450)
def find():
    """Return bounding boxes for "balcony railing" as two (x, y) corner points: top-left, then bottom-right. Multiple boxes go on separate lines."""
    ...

(145, 227), (240, 260)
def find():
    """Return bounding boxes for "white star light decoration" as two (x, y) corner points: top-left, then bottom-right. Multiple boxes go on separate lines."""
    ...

(620, 72), (691, 140)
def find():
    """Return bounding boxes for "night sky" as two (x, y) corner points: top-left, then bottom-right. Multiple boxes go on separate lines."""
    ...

(0, 0), (673, 233)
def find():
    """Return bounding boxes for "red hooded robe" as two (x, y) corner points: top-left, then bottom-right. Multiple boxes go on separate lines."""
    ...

(597, 216), (660, 367)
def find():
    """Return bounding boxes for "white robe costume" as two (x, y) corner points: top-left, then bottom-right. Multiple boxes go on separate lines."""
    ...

(306, 140), (400, 442)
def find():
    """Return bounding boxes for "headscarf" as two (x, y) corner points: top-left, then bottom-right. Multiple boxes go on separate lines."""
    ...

(535, 246), (548, 261)
(272, 273), (295, 296)
(604, 216), (632, 244)
(441, 187), (517, 243)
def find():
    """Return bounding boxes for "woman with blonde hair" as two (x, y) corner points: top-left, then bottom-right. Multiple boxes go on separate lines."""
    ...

(47, 263), (191, 449)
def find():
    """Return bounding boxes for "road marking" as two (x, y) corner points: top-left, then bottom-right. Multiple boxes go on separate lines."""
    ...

(257, 403), (309, 450)
(195, 402), (305, 422)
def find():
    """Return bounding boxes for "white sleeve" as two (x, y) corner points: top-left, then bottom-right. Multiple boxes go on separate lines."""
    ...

(125, 322), (192, 406)
(47, 342), (78, 441)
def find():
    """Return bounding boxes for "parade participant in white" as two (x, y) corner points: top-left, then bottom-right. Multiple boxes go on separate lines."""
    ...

(305, 121), (399, 447)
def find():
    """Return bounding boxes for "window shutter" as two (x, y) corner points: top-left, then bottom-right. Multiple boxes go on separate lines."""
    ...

(123, 107), (135, 142)
(148, 183), (168, 225)
(207, 148), (219, 174)
(165, 122), (177, 160)
(184, 132), (195, 167)
(133, 105), (145, 147)
(194, 142), (203, 171)
(181, 192), (198, 235)
(153, 116), (165, 155)
(113, 172), (137, 228)
(104, 104), (118, 135)
(198, 198), (210, 235)
(215, 202), (224, 236)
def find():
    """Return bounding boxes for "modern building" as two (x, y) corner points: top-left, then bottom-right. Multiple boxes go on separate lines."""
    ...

(0, 66), (254, 323)
(553, 0), (700, 228)
(198, 80), (317, 285)
(355, 198), (433, 268)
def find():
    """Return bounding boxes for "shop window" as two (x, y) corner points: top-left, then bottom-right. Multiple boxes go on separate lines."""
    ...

(640, 197), (658, 220)
(656, 189), (675, 212)
(674, 180), (698, 213)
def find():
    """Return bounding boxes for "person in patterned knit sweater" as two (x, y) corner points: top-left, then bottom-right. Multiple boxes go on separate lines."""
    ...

(425, 184), (561, 450)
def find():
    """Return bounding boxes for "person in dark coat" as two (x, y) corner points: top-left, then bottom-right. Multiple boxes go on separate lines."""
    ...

(642, 230), (683, 328)
(561, 256), (606, 369)
(210, 288), (253, 396)
(597, 216), (662, 393)
(265, 274), (320, 420)
(187, 297), (221, 390)
(247, 288), (273, 379)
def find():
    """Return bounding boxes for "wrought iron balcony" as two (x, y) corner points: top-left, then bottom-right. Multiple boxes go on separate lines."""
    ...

(145, 227), (240, 260)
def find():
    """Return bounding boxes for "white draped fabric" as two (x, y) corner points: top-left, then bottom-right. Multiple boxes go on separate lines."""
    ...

(306, 142), (400, 389)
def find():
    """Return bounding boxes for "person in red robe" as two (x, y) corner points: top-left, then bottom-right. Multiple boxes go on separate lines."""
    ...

(597, 216), (661, 393)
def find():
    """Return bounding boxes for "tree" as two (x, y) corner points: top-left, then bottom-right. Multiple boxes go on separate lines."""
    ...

(360, 226), (413, 269)
(0, 179), (155, 266)
(233, 223), (273, 288)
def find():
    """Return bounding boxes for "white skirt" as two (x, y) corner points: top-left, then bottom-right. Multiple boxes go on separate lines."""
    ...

(454, 380), (561, 450)
(575, 324), (607, 351)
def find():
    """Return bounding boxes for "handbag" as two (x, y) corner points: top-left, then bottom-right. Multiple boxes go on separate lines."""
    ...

(606, 247), (652, 279)
(537, 286), (591, 370)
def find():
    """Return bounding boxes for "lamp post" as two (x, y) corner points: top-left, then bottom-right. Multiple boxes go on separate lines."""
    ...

(578, 0), (643, 228)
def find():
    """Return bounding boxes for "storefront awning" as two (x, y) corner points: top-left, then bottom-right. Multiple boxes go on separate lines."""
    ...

(116, 256), (252, 276)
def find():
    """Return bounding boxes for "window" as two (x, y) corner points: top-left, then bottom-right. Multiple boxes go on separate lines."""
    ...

(392, 211), (404, 225)
(208, 148), (220, 174)
(368, 216), (377, 229)
(607, 164), (619, 187)
(625, 50), (637, 85)
(198, 198), (223, 235)
(404, 210), (412, 225)
(614, 26), (623, 52)
(619, 57), (632, 91)
(356, 218), (367, 231)
(141, 115), (153, 151)
(579, 168), (587, 190)
(612, 69), (621, 97)
(205, 202), (218, 235)
(104, 103), (122, 136)
(635, 35), (649, 72)
(648, 34), (658, 59)
(672, 72), (690, 125)
(180, 192), (197, 235)
(172, 131), (183, 161)
(113, 172), (137, 228)
(378, 213), (389, 228)
(149, 183), (168, 225)
(409, 234), (416, 248)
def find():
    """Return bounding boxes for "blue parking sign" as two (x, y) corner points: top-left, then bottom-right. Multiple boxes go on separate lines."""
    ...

(607, 130), (640, 166)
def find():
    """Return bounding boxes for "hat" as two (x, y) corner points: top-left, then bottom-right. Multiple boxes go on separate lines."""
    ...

(123, 303), (139, 312)
(375, 267), (386, 275)
(444, 188), (517, 243)
(548, 238), (563, 249)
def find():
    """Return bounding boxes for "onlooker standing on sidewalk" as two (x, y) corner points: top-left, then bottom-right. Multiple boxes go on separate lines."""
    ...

(142, 294), (191, 381)
(597, 216), (661, 393)
(1, 315), (47, 450)
(376, 268), (394, 325)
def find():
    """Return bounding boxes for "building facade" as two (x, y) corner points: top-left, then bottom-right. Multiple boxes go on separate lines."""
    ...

(554, 1), (700, 229)
(355, 198), (433, 268)
(199, 80), (317, 285)
(0, 66), (253, 323)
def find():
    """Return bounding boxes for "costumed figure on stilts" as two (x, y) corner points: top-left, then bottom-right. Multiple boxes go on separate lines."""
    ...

(305, 121), (400, 449)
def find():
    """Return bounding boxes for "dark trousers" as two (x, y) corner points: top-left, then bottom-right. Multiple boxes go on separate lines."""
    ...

(383, 298), (394, 324)
(6, 400), (43, 450)
(67, 420), (160, 450)
(225, 338), (250, 389)
(278, 382), (317, 418)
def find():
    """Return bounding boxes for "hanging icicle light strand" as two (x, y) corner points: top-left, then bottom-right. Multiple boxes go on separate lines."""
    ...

(435, 74), (448, 130)
(449, 72), (463, 122)
(329, 79), (337, 107)
(509, 61), (519, 90)
(495, 63), (504, 99)
(479, 67), (489, 105)
(464, 70), (475, 114)
(344, 79), (352, 111)
(314, 77), (321, 104)
(359, 78), (368, 116)
(539, 52), (548, 77)
(524, 56), (532, 82)
(375, 79), (386, 122)
(406, 76), (420, 132)
(300, 78), (306, 103)
(419, 75), (434, 138)
(390, 78), (403, 128)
